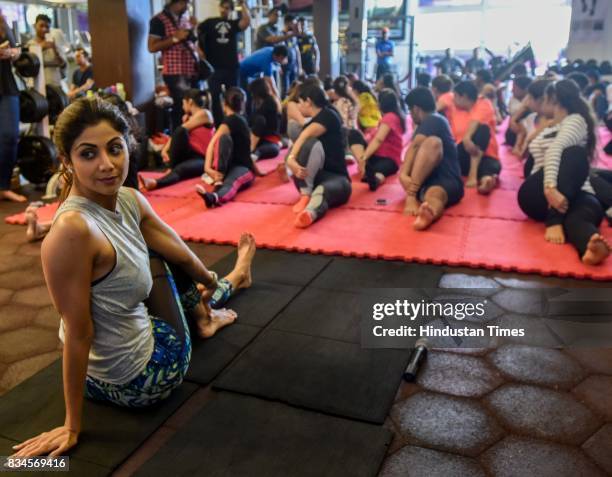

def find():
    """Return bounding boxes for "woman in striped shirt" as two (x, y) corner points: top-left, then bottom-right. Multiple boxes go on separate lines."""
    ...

(518, 79), (609, 265)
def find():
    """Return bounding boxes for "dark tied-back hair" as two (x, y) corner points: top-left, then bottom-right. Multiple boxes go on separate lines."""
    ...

(249, 77), (274, 108)
(378, 89), (405, 133)
(298, 83), (329, 108)
(545, 79), (596, 161)
(454, 81), (478, 102)
(527, 79), (552, 100)
(333, 75), (355, 106)
(432, 75), (453, 94)
(405, 86), (436, 114)
(352, 80), (374, 96)
(566, 72), (589, 93)
(224, 87), (246, 113)
(53, 97), (132, 202)
(183, 88), (211, 109)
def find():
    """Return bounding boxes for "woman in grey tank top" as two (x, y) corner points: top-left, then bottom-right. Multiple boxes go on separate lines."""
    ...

(11, 98), (257, 458)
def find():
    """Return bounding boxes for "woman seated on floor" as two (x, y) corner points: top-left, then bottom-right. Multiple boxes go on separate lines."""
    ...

(332, 75), (359, 131)
(402, 87), (464, 230)
(249, 78), (282, 161)
(518, 79), (610, 265)
(285, 83), (352, 228)
(196, 87), (258, 208)
(139, 89), (214, 191)
(347, 89), (406, 191)
(10, 97), (256, 458)
(352, 80), (382, 131)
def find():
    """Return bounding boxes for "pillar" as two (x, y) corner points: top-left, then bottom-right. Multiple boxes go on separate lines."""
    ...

(313, 0), (339, 78)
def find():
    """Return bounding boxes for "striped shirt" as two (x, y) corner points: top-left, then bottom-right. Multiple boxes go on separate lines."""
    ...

(528, 114), (594, 193)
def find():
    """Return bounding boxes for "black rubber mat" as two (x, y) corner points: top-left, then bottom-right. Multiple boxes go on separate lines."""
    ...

(214, 330), (410, 424)
(0, 436), (110, 476)
(212, 249), (332, 286)
(186, 323), (260, 385)
(0, 360), (197, 471)
(271, 287), (427, 344)
(222, 281), (303, 328)
(134, 392), (391, 477)
(310, 257), (443, 293)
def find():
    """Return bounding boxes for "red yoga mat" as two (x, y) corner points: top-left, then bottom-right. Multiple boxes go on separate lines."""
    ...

(5, 128), (612, 280)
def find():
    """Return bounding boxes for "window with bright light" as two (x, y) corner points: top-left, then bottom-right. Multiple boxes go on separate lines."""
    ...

(414, 0), (572, 65)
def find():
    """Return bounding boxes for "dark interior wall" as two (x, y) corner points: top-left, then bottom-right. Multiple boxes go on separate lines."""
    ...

(88, 0), (155, 110)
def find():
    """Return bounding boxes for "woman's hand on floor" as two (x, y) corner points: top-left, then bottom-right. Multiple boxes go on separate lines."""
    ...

(11, 426), (78, 457)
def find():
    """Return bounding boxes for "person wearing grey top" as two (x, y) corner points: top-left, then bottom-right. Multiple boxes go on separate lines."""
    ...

(255, 7), (295, 51)
(10, 98), (257, 458)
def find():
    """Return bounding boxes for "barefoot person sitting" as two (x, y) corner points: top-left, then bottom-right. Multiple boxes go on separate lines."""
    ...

(518, 80), (610, 265)
(402, 87), (464, 230)
(347, 89), (406, 191)
(10, 97), (257, 458)
(450, 81), (501, 194)
(286, 83), (351, 228)
(196, 87), (257, 208)
(139, 89), (214, 191)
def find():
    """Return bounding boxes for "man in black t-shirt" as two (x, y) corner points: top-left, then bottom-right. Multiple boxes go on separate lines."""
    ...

(297, 17), (319, 76)
(68, 48), (95, 99)
(402, 87), (464, 231)
(198, 0), (251, 125)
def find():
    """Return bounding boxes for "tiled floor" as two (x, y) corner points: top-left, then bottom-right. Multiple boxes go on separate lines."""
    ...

(0, 194), (611, 476)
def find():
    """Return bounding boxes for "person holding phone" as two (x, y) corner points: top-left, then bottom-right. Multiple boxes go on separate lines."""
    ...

(26, 14), (67, 89)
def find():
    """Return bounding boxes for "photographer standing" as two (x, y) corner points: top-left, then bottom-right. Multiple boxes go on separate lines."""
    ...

(148, 0), (199, 131)
(198, 0), (251, 126)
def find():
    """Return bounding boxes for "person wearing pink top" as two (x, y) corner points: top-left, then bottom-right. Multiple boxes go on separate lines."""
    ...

(347, 89), (406, 190)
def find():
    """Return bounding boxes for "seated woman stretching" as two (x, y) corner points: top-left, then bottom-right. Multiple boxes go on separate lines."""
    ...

(140, 89), (214, 191)
(10, 97), (256, 458)
(352, 80), (382, 131)
(402, 87), (464, 230)
(286, 83), (352, 228)
(332, 75), (359, 130)
(196, 88), (257, 208)
(450, 81), (501, 194)
(518, 79), (610, 265)
(249, 78), (282, 161)
(347, 89), (406, 191)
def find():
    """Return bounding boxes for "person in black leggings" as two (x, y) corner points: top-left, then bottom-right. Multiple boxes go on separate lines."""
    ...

(196, 87), (257, 207)
(248, 78), (282, 160)
(347, 89), (406, 191)
(518, 80), (609, 266)
(286, 83), (351, 228)
(140, 89), (214, 191)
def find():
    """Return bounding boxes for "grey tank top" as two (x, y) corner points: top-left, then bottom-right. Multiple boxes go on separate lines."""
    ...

(54, 188), (154, 385)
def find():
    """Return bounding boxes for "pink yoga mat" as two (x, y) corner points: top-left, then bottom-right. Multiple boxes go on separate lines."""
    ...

(5, 127), (612, 280)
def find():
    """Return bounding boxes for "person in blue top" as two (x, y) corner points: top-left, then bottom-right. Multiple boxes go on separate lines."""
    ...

(239, 44), (288, 99)
(375, 27), (394, 80)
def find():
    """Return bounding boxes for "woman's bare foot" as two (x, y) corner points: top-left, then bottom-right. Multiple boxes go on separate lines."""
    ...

(465, 176), (478, 188)
(197, 307), (238, 338)
(413, 202), (436, 231)
(403, 195), (421, 215)
(236, 232), (256, 289)
(582, 233), (610, 266)
(478, 175), (497, 195)
(0, 190), (27, 202)
(545, 224), (565, 244)
(277, 163), (290, 183)
(25, 202), (48, 242)
(138, 174), (157, 191)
